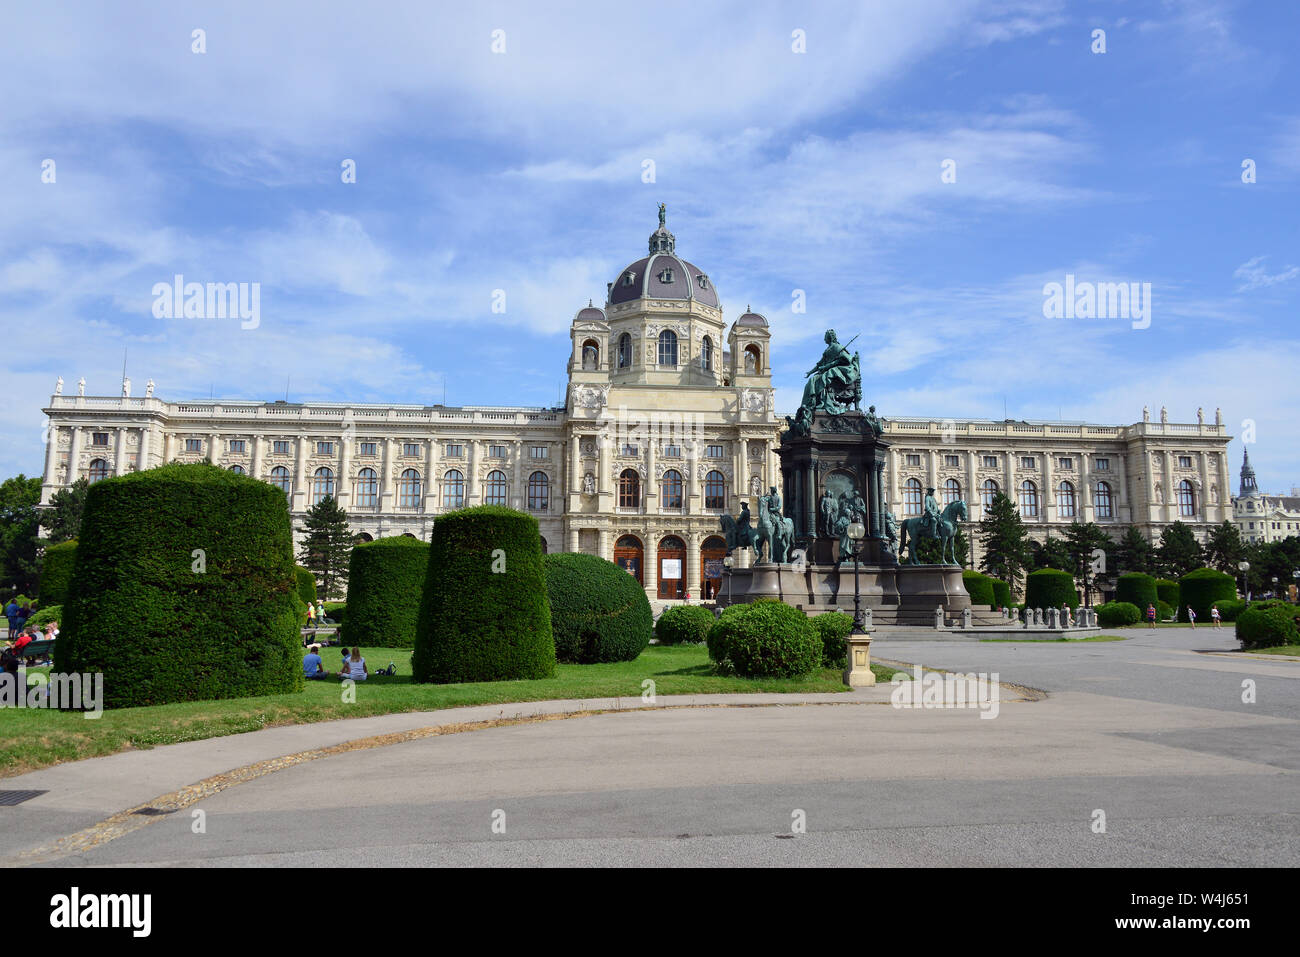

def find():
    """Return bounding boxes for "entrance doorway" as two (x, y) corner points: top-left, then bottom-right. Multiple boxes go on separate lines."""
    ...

(614, 535), (643, 584)
(700, 535), (726, 600)
(657, 535), (686, 599)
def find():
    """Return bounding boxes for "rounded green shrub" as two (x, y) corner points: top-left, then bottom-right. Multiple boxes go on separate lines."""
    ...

(1178, 567), (1237, 623)
(1116, 572), (1158, 612)
(340, 536), (429, 649)
(26, 604), (62, 630)
(323, 601), (346, 623)
(990, 579), (1012, 611)
(706, 602), (820, 678)
(1025, 568), (1078, 610)
(544, 552), (651, 663)
(56, 463), (302, 708)
(295, 566), (317, 606)
(1211, 598), (1246, 622)
(1096, 601), (1141, 627)
(1236, 604), (1300, 649)
(412, 506), (554, 683)
(962, 570), (995, 608)
(811, 611), (854, 669)
(654, 604), (714, 647)
(38, 540), (78, 606)
(1157, 600), (1174, 621)
(1156, 578), (1180, 610)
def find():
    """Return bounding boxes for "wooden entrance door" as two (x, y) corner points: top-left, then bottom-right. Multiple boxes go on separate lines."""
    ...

(657, 536), (686, 599)
(614, 535), (643, 584)
(700, 535), (726, 600)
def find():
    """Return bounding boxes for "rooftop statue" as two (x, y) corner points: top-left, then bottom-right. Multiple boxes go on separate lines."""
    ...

(799, 329), (861, 416)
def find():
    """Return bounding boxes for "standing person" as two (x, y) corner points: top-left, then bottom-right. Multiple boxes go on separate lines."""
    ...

(3, 599), (17, 639)
(305, 602), (316, 627)
(15, 602), (30, 633)
(1187, 606), (1197, 629)
(1146, 604), (1157, 629)
(316, 600), (326, 624)
(1211, 605), (1222, 629)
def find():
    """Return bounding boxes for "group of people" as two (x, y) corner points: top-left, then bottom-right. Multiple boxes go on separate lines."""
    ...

(4, 599), (34, 638)
(1144, 604), (1222, 629)
(302, 644), (369, 681)
(1, 618), (58, 672)
(304, 601), (330, 626)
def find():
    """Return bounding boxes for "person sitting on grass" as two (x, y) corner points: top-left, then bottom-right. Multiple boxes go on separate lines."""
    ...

(302, 644), (329, 680)
(341, 646), (367, 682)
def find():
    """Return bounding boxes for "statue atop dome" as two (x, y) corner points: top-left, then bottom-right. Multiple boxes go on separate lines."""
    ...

(658, 202), (666, 228)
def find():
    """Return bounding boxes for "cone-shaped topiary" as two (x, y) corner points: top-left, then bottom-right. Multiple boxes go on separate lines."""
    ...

(1116, 572), (1158, 612)
(990, 579), (1012, 610)
(1025, 568), (1078, 609)
(341, 536), (430, 648)
(1155, 578), (1180, 611)
(295, 565), (317, 606)
(962, 570), (995, 608)
(57, 463), (302, 708)
(412, 506), (555, 683)
(1178, 567), (1237, 623)
(544, 552), (652, 662)
(38, 539), (78, 606)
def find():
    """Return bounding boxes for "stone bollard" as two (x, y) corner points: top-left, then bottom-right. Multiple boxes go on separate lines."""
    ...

(863, 607), (874, 630)
(962, 607), (972, 629)
(935, 605), (946, 630)
(1029, 607), (1039, 627)
(1046, 607), (1058, 628)
(1021, 608), (1029, 629)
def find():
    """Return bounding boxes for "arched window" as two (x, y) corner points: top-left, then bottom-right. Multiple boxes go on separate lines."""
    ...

(1178, 479), (1196, 516)
(528, 471), (549, 511)
(744, 345), (761, 373)
(705, 469), (726, 509)
(903, 478), (923, 516)
(700, 336), (713, 371)
(1019, 480), (1039, 517)
(442, 469), (464, 509)
(228, 465), (245, 475)
(354, 467), (378, 508)
(1095, 481), (1113, 519)
(619, 468), (640, 508)
(88, 459), (110, 483)
(485, 470), (508, 506)
(581, 338), (599, 370)
(539, 535), (548, 554)
(269, 465), (291, 497)
(1056, 480), (1075, 519)
(356, 532), (374, 543)
(312, 467), (335, 504)
(658, 330), (677, 367)
(661, 469), (683, 509)
(399, 469), (422, 508)
(617, 333), (632, 369)
(981, 479), (1000, 514)
(943, 478), (961, 506)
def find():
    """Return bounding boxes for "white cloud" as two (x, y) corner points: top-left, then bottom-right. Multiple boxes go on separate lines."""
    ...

(1233, 256), (1299, 293)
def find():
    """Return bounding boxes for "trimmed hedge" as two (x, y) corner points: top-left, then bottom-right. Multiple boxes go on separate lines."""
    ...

(1025, 568), (1078, 610)
(340, 536), (429, 648)
(38, 540), (78, 606)
(323, 601), (346, 623)
(544, 552), (651, 663)
(654, 604), (714, 647)
(1157, 600), (1175, 621)
(962, 570), (996, 608)
(1096, 601), (1141, 627)
(26, 604), (62, 630)
(1156, 578), (1180, 611)
(295, 566), (317, 606)
(706, 601), (821, 678)
(1116, 573), (1158, 613)
(991, 579), (1012, 611)
(1236, 604), (1300, 649)
(412, 506), (555, 683)
(57, 463), (302, 708)
(1212, 598), (1246, 622)
(1178, 567), (1237, 623)
(811, 612), (855, 669)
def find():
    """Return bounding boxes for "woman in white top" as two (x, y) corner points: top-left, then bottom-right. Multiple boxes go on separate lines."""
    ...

(346, 647), (367, 681)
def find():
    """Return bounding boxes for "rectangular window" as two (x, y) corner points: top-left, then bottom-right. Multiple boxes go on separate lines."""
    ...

(1021, 456), (1036, 469)
(489, 445), (507, 458)
(621, 444), (639, 457)
(982, 455), (998, 469)
(944, 455), (960, 468)
(445, 444), (463, 457)
(229, 439), (246, 454)
(185, 439), (202, 453)
(359, 442), (376, 456)
(1095, 457), (1109, 471)
(403, 443), (420, 457)
(316, 442), (333, 455)
(273, 440), (290, 455)
(706, 445), (724, 458)
(905, 454), (921, 467)
(663, 445), (681, 457)
(529, 446), (548, 459)
(92, 432), (109, 446)
(1179, 456), (1193, 468)
(1058, 457), (1072, 470)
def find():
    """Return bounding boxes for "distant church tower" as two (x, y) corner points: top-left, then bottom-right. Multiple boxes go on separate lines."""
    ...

(1239, 448), (1259, 496)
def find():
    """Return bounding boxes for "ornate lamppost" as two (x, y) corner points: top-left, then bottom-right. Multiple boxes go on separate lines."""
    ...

(723, 553), (734, 606)
(848, 520), (866, 634)
(842, 519), (875, 687)
(1238, 560), (1250, 601)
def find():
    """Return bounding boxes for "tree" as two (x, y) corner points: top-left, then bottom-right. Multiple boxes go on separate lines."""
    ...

(1064, 521), (1114, 606)
(1203, 519), (1246, 574)
(916, 527), (970, 567)
(40, 477), (88, 544)
(1156, 521), (1204, 578)
(297, 495), (353, 599)
(978, 492), (1031, 594)
(0, 475), (42, 594)
(1113, 525), (1154, 575)
(1030, 533), (1073, 572)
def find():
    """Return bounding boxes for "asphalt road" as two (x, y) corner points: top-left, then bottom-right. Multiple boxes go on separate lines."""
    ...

(41, 627), (1300, 867)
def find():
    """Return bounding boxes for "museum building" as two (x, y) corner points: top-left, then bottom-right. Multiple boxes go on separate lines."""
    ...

(39, 215), (1234, 600)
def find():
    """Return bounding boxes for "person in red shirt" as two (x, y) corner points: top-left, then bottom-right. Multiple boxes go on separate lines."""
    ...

(1146, 604), (1157, 629)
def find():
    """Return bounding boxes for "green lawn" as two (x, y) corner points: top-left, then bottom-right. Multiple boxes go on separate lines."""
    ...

(1240, 645), (1300, 657)
(0, 644), (899, 777)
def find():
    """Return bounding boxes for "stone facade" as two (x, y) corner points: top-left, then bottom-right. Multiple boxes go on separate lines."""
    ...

(1231, 449), (1300, 544)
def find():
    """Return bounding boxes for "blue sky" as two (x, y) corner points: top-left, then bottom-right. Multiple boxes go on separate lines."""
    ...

(2, 0), (1297, 491)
